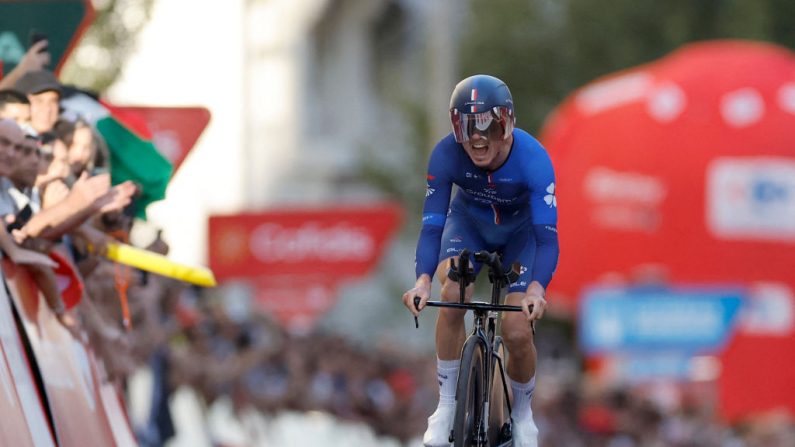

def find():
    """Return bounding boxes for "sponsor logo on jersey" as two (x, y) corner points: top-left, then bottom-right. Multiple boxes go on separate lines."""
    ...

(544, 182), (557, 208)
(425, 184), (435, 197)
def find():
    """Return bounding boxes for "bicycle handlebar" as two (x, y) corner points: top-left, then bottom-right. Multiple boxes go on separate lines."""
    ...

(415, 250), (526, 329)
(412, 296), (530, 328)
(418, 298), (526, 313)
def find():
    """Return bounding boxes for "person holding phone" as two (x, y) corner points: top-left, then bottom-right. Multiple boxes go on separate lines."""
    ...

(28, 30), (49, 54)
(0, 32), (50, 92)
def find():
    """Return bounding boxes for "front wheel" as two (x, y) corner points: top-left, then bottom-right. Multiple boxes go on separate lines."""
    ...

(453, 336), (486, 447)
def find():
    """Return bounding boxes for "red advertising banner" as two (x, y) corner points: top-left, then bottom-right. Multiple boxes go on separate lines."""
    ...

(98, 381), (138, 447)
(2, 260), (130, 447)
(208, 203), (403, 281)
(108, 105), (211, 173)
(0, 277), (55, 447)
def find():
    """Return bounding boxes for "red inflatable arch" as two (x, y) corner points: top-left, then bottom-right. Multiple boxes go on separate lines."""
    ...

(540, 40), (795, 421)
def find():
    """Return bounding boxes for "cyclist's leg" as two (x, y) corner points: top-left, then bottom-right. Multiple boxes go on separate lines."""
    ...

(434, 205), (486, 361)
(502, 291), (537, 381)
(501, 291), (540, 446)
(499, 218), (539, 382)
(423, 207), (485, 447)
(499, 223), (540, 446)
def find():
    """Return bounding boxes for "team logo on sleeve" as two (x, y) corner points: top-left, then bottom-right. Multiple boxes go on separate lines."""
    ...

(544, 182), (557, 208)
(426, 184), (436, 197)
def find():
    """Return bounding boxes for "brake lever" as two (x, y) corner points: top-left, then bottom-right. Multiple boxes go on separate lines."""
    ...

(413, 296), (421, 329)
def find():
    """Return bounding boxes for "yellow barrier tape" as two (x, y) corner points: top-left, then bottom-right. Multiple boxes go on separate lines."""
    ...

(105, 242), (217, 287)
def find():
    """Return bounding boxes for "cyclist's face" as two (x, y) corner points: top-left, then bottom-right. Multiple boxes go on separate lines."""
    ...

(462, 121), (512, 171)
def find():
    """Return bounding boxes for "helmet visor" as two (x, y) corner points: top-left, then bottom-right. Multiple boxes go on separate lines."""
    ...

(450, 106), (513, 143)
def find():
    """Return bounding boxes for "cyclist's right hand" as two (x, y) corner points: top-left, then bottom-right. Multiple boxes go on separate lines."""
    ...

(403, 275), (431, 317)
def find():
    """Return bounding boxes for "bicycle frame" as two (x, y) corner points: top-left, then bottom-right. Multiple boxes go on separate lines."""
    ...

(414, 249), (526, 446)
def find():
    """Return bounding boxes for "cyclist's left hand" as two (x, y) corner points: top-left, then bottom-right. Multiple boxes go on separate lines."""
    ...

(403, 274), (431, 317)
(521, 293), (547, 322)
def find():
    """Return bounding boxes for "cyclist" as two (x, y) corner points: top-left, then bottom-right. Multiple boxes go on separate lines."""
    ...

(402, 74), (559, 447)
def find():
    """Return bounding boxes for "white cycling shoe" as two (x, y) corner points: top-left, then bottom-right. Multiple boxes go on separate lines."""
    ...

(422, 405), (454, 446)
(511, 416), (539, 447)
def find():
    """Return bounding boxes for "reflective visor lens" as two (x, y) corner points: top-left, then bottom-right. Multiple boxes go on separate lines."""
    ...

(451, 107), (509, 142)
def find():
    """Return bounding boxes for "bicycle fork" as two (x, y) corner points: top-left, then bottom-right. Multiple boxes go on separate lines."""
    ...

(494, 348), (512, 420)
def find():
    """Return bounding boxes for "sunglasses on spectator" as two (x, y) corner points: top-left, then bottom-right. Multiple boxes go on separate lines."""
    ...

(0, 137), (40, 155)
(15, 143), (40, 157)
(0, 136), (15, 148)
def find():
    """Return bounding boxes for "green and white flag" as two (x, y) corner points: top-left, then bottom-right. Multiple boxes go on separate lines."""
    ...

(61, 93), (173, 219)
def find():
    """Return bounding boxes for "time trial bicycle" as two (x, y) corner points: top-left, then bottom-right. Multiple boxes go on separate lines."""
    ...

(414, 248), (531, 447)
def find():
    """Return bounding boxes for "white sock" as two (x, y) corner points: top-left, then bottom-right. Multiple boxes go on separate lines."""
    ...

(437, 358), (460, 407)
(510, 376), (536, 420)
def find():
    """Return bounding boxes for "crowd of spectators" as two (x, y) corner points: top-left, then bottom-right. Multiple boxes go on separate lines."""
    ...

(107, 287), (794, 447)
(0, 39), (140, 340)
(0, 33), (171, 444)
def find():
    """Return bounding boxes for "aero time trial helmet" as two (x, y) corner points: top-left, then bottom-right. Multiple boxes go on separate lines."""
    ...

(449, 74), (515, 143)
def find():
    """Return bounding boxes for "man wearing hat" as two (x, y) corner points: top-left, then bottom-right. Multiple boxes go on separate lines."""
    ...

(14, 70), (61, 134)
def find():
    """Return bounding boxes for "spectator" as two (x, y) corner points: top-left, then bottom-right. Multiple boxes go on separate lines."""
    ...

(0, 89), (31, 125)
(53, 118), (100, 179)
(35, 131), (71, 197)
(14, 69), (62, 134)
(6, 133), (43, 213)
(0, 119), (25, 216)
(0, 40), (50, 92)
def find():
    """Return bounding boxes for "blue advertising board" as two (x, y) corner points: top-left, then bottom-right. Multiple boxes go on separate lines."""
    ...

(579, 286), (744, 355)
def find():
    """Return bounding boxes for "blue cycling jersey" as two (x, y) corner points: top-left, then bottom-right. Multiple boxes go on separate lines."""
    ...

(415, 128), (559, 290)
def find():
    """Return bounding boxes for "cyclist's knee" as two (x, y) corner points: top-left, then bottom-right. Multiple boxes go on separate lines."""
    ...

(435, 280), (462, 319)
(501, 313), (534, 348)
(440, 279), (462, 302)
